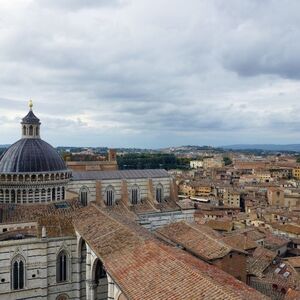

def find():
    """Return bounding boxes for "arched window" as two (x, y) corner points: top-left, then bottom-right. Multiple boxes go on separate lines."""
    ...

(156, 184), (164, 203)
(105, 186), (115, 206)
(56, 251), (68, 283)
(80, 187), (88, 207)
(36, 126), (39, 136)
(11, 255), (25, 290)
(23, 125), (26, 136)
(11, 190), (16, 203)
(29, 125), (33, 136)
(95, 260), (106, 282)
(52, 188), (56, 201)
(130, 185), (140, 205)
(62, 187), (65, 200)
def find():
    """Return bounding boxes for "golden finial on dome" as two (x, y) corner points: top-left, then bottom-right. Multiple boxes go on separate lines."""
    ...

(29, 99), (33, 110)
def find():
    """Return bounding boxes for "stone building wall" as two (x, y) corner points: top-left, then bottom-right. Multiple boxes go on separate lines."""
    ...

(212, 252), (248, 283)
(138, 209), (195, 231)
(0, 235), (79, 300)
(67, 177), (172, 205)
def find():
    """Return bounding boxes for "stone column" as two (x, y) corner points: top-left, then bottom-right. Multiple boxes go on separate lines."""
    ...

(86, 245), (92, 300)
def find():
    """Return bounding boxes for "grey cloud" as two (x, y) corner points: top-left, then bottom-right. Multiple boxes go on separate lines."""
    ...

(38, 0), (124, 10)
(1, 0), (300, 147)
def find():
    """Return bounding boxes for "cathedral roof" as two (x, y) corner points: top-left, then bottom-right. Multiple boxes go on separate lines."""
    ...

(0, 138), (67, 173)
(72, 169), (170, 181)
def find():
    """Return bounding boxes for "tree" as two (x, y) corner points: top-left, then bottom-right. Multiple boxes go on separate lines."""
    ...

(223, 156), (232, 166)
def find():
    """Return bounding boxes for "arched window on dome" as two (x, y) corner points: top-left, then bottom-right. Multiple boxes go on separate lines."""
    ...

(80, 187), (88, 207)
(35, 126), (39, 136)
(56, 250), (69, 283)
(52, 188), (56, 201)
(156, 183), (164, 203)
(105, 186), (115, 206)
(29, 125), (33, 136)
(22, 125), (26, 136)
(11, 255), (25, 290)
(11, 190), (16, 203)
(41, 189), (46, 202)
(130, 185), (140, 205)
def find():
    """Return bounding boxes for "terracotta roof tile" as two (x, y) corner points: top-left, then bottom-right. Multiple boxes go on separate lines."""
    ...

(74, 205), (267, 300)
(156, 221), (232, 261)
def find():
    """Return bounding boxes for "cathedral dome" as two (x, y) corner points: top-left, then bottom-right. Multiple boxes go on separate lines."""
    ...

(0, 138), (67, 173)
(0, 101), (70, 205)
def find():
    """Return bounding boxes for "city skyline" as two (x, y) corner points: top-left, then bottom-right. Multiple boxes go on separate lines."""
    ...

(1, 1), (300, 148)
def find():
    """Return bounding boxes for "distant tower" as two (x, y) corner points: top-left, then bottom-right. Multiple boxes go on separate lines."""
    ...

(21, 100), (41, 139)
(108, 149), (117, 161)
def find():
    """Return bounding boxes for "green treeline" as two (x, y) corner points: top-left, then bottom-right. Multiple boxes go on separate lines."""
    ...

(117, 153), (191, 170)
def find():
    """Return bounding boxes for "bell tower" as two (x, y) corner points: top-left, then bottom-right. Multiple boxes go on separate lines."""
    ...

(21, 100), (41, 139)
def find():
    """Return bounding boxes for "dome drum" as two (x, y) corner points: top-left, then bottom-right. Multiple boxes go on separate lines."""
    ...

(0, 184), (67, 204)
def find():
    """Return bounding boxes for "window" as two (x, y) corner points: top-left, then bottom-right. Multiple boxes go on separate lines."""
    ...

(131, 185), (139, 205)
(11, 255), (25, 290)
(56, 251), (68, 283)
(80, 187), (88, 206)
(29, 125), (33, 136)
(156, 184), (163, 203)
(95, 260), (106, 282)
(105, 186), (115, 206)
(52, 188), (56, 201)
(23, 126), (26, 136)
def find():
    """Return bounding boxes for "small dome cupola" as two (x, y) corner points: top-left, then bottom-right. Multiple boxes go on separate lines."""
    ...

(21, 100), (41, 139)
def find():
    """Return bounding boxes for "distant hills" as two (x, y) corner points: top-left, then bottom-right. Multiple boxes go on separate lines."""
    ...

(1, 143), (300, 153)
(222, 144), (300, 152)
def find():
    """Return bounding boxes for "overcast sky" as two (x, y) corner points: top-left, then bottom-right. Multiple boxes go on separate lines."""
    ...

(1, 0), (300, 148)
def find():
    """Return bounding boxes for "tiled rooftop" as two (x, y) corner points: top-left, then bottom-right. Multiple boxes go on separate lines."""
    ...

(222, 233), (258, 252)
(248, 246), (277, 278)
(74, 205), (267, 300)
(156, 221), (233, 261)
(0, 200), (81, 237)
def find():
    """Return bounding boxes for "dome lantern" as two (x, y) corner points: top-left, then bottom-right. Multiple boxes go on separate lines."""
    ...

(21, 100), (41, 139)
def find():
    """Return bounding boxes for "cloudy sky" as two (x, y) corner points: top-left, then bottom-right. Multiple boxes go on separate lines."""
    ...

(1, 0), (300, 148)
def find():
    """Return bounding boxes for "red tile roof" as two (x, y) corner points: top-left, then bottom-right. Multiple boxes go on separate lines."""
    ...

(156, 221), (233, 261)
(74, 205), (268, 300)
